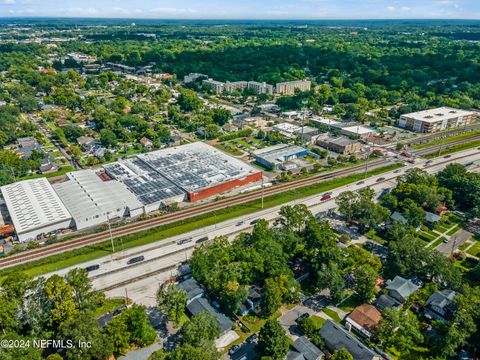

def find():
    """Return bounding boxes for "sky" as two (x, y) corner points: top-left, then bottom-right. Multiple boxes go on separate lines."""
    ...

(0, 0), (479, 20)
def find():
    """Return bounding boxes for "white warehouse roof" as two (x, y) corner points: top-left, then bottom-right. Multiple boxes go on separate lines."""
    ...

(1, 178), (72, 238)
(53, 170), (143, 230)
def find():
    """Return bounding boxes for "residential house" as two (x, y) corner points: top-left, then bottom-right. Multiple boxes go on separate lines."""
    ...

(237, 286), (262, 316)
(16, 137), (42, 159)
(177, 278), (204, 304)
(186, 297), (232, 335)
(286, 336), (324, 360)
(374, 294), (402, 311)
(386, 276), (420, 303)
(345, 304), (382, 338)
(139, 137), (153, 149)
(76, 136), (95, 148)
(424, 290), (456, 321)
(425, 211), (441, 226)
(390, 211), (408, 226)
(320, 320), (381, 360)
(223, 123), (239, 133)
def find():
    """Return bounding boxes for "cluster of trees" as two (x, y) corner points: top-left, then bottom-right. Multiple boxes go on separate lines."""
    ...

(336, 187), (390, 231)
(437, 163), (480, 218)
(0, 269), (156, 359)
(380, 168), (453, 227)
(190, 204), (382, 318)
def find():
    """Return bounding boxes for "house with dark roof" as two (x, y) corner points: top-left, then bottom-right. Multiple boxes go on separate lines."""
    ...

(345, 304), (382, 338)
(390, 211), (408, 226)
(425, 211), (441, 226)
(319, 320), (381, 360)
(177, 278), (204, 304)
(286, 336), (324, 360)
(424, 289), (456, 321)
(386, 276), (420, 303)
(186, 297), (232, 335)
(374, 294), (401, 311)
(238, 286), (262, 316)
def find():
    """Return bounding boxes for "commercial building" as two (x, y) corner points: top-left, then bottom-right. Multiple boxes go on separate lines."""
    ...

(137, 142), (262, 202)
(253, 144), (309, 170)
(1, 178), (73, 242)
(316, 135), (362, 155)
(53, 170), (144, 231)
(398, 107), (477, 133)
(275, 80), (311, 96)
(340, 125), (376, 139)
(273, 123), (302, 138)
(103, 157), (186, 213)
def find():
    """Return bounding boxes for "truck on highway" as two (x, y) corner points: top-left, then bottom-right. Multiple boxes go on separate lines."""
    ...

(177, 237), (193, 245)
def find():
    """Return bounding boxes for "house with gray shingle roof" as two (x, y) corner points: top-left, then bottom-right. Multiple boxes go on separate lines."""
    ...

(424, 289), (456, 321)
(386, 276), (420, 303)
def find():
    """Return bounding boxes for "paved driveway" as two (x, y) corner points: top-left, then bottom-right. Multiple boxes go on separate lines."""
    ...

(278, 305), (316, 339)
(436, 229), (472, 256)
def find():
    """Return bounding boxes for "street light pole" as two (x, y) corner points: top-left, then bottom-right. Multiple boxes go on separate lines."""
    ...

(261, 176), (264, 209)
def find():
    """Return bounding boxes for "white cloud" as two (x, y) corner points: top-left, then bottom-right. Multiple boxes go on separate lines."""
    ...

(150, 7), (197, 15)
(1, 0), (16, 5)
(387, 6), (395, 11)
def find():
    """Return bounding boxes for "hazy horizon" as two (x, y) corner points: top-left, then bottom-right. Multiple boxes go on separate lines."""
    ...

(0, 0), (479, 20)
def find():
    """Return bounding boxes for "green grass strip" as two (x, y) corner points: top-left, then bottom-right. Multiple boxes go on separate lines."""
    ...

(0, 163), (403, 279)
(322, 308), (342, 323)
(423, 139), (480, 159)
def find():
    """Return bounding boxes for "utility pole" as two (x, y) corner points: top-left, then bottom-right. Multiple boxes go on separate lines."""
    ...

(107, 214), (114, 253)
(261, 176), (264, 209)
(364, 151), (371, 179)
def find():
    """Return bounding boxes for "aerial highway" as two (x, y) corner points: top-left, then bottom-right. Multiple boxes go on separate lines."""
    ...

(0, 157), (390, 269)
(43, 148), (480, 305)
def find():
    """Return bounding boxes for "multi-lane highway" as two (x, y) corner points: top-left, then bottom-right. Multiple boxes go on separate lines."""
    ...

(0, 158), (390, 269)
(43, 148), (480, 305)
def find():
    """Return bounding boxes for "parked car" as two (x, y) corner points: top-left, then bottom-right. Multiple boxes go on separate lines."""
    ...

(229, 345), (241, 355)
(246, 334), (258, 344)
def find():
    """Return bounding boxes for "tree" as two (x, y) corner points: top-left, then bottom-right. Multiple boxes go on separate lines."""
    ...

(60, 310), (113, 360)
(65, 268), (101, 311)
(354, 265), (377, 302)
(182, 311), (220, 347)
(336, 191), (358, 223)
(157, 285), (188, 326)
(44, 275), (78, 329)
(218, 280), (248, 313)
(211, 108), (231, 126)
(177, 88), (201, 112)
(375, 308), (423, 354)
(261, 277), (284, 316)
(257, 320), (290, 360)
(331, 348), (354, 360)
(401, 199), (426, 228)
(275, 204), (313, 233)
(104, 315), (130, 356)
(122, 305), (157, 347)
(317, 262), (345, 302)
(100, 128), (118, 148)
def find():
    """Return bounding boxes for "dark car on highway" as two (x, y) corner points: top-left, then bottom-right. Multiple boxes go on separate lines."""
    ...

(127, 255), (145, 265)
(250, 219), (258, 225)
(85, 264), (100, 272)
(376, 177), (385, 182)
(177, 237), (193, 245)
(196, 236), (209, 243)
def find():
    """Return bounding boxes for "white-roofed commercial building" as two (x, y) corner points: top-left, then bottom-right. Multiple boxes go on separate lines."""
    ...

(1, 178), (73, 242)
(399, 107), (477, 133)
(53, 170), (144, 231)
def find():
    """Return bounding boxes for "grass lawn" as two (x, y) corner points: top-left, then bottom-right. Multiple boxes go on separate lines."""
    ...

(445, 225), (459, 236)
(423, 139), (480, 159)
(309, 315), (326, 330)
(467, 242), (480, 257)
(94, 298), (127, 317)
(229, 311), (281, 350)
(0, 163), (403, 280)
(322, 308), (342, 323)
(459, 242), (471, 251)
(417, 230), (437, 242)
(215, 143), (243, 156)
(427, 237), (447, 250)
(337, 294), (362, 312)
(364, 229), (386, 245)
(412, 130), (480, 149)
(20, 166), (75, 181)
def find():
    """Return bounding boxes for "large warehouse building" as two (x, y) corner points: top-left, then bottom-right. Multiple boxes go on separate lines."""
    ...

(253, 144), (309, 170)
(53, 170), (144, 231)
(136, 142), (262, 202)
(103, 157), (186, 212)
(0, 178), (73, 242)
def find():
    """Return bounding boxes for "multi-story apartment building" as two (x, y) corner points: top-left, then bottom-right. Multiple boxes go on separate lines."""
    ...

(275, 80), (311, 96)
(202, 79), (225, 94)
(184, 73), (208, 83)
(398, 107), (477, 133)
(247, 81), (274, 95)
(225, 81), (249, 93)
